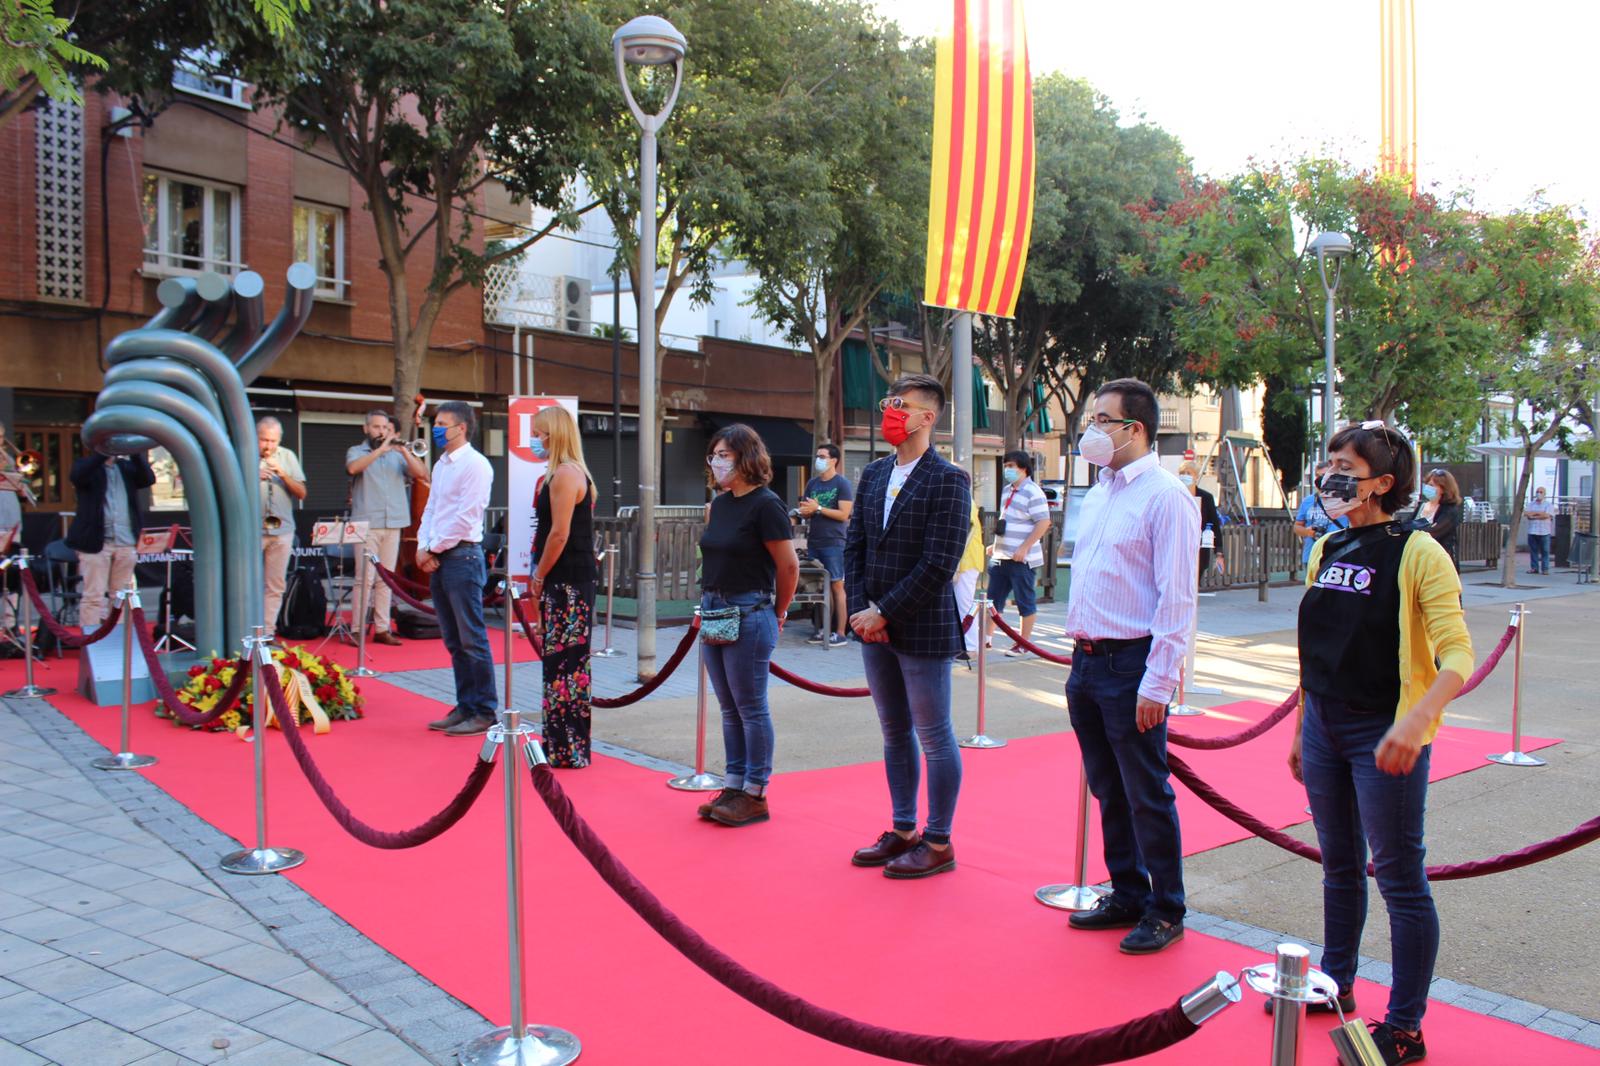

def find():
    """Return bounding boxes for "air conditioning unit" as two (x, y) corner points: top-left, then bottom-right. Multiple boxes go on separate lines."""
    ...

(554, 275), (592, 333)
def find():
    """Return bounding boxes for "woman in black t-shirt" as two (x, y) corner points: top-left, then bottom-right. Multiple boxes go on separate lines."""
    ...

(529, 406), (598, 768)
(696, 424), (799, 827)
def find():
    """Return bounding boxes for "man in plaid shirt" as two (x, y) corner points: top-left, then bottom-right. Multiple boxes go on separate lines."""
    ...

(844, 374), (972, 880)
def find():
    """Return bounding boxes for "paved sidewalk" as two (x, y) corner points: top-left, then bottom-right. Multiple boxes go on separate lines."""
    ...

(0, 697), (476, 1065)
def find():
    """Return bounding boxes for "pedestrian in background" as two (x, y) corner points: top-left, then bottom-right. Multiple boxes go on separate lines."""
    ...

(1523, 486), (1555, 575)
(984, 450), (1052, 657)
(800, 442), (853, 647)
(528, 405), (598, 768)
(1177, 460), (1223, 582)
(696, 424), (798, 827)
(1295, 459), (1348, 567)
(1416, 468), (1462, 570)
(1290, 422), (1472, 1065)
(67, 450), (154, 632)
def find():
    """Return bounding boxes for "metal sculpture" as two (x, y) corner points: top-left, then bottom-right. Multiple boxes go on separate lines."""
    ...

(82, 264), (316, 659)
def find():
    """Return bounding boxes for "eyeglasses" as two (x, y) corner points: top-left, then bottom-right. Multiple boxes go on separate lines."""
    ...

(1087, 415), (1137, 428)
(878, 396), (934, 414)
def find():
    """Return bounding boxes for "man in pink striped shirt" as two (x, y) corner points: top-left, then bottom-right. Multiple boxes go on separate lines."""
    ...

(1062, 379), (1198, 955)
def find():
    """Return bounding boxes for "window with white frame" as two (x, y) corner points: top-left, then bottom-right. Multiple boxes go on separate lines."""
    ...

(173, 49), (249, 107)
(293, 202), (347, 298)
(141, 173), (242, 275)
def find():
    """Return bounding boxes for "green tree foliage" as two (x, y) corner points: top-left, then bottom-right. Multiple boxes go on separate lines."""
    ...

(1, 0), (303, 128)
(227, 0), (614, 426)
(976, 74), (1190, 452)
(733, 1), (931, 447)
(1143, 158), (1585, 458)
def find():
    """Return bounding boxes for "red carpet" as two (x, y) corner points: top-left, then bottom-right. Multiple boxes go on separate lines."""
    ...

(15, 662), (1590, 1064)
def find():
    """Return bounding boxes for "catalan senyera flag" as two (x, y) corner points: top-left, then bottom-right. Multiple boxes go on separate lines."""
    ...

(923, 0), (1035, 318)
(1379, 0), (1417, 189)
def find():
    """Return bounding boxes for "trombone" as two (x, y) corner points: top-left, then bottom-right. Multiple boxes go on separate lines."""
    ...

(1, 439), (43, 505)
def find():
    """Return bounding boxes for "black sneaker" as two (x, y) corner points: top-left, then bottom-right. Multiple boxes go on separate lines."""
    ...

(1066, 895), (1143, 931)
(1262, 987), (1355, 1015)
(1118, 916), (1184, 954)
(1368, 1021), (1426, 1064)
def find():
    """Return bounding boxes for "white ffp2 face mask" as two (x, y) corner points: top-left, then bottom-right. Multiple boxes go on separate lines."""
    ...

(1079, 425), (1131, 467)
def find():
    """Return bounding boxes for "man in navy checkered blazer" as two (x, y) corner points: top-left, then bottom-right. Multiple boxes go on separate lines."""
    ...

(843, 373), (971, 880)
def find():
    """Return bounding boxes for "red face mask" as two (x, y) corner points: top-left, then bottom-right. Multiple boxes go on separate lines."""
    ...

(880, 407), (911, 446)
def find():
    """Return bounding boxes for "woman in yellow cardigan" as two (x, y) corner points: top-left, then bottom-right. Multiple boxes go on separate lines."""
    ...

(1289, 422), (1473, 1066)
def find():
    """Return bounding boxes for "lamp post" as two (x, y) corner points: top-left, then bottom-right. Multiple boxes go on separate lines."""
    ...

(613, 15), (686, 679)
(1309, 231), (1353, 459)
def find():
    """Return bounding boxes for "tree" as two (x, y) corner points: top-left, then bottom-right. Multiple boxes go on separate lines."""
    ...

(1, 0), (303, 128)
(228, 0), (613, 427)
(1483, 222), (1600, 586)
(1144, 158), (1581, 458)
(734, 2), (931, 448)
(976, 75), (1190, 453)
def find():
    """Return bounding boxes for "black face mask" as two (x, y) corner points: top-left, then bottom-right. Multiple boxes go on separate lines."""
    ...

(1318, 473), (1364, 502)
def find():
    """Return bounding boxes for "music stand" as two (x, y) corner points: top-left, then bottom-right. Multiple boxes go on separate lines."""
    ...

(313, 518), (368, 652)
(139, 525), (195, 653)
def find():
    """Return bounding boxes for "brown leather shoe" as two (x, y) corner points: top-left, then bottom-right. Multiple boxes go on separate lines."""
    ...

(371, 630), (402, 646)
(708, 791), (768, 827)
(884, 841), (956, 879)
(697, 788), (739, 820)
(427, 707), (468, 732)
(851, 830), (921, 867)
(443, 715), (495, 737)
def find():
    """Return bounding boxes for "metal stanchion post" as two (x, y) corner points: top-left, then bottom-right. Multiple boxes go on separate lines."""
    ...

(220, 627), (305, 875)
(349, 553), (379, 678)
(1488, 602), (1545, 767)
(92, 584), (158, 772)
(668, 613), (723, 791)
(1242, 943), (1345, 1066)
(594, 543), (621, 658)
(1035, 754), (1108, 910)
(500, 581), (520, 719)
(459, 715), (580, 1066)
(1169, 661), (1204, 717)
(960, 593), (1005, 748)
(3, 548), (55, 699)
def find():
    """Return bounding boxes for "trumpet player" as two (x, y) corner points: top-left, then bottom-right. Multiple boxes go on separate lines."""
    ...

(346, 409), (428, 645)
(67, 447), (154, 633)
(258, 416), (306, 637)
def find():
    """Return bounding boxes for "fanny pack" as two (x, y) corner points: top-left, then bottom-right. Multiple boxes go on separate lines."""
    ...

(698, 595), (772, 646)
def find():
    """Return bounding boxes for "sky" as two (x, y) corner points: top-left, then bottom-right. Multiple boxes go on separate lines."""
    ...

(873, 0), (1599, 220)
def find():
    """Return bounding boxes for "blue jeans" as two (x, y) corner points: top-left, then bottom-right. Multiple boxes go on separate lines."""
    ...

(1066, 640), (1186, 922)
(1300, 692), (1436, 1031)
(430, 544), (497, 720)
(1528, 533), (1551, 573)
(987, 559), (1038, 616)
(860, 642), (961, 844)
(701, 591), (777, 792)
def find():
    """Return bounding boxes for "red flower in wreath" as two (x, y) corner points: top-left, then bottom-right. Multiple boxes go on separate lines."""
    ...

(187, 665), (206, 677)
(315, 685), (337, 703)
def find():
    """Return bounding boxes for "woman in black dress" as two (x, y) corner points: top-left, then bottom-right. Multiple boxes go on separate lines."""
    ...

(529, 406), (598, 768)
(1178, 460), (1223, 582)
(1417, 468), (1462, 570)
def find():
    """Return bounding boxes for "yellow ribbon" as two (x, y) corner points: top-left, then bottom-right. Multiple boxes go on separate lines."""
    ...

(235, 665), (333, 740)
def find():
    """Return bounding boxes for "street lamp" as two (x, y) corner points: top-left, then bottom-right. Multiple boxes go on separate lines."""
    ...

(1309, 231), (1353, 459)
(613, 15), (686, 679)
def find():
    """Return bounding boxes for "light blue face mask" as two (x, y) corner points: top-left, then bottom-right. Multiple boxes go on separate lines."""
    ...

(531, 436), (548, 461)
(814, 456), (830, 474)
(1421, 483), (1438, 501)
(1002, 466), (1022, 485)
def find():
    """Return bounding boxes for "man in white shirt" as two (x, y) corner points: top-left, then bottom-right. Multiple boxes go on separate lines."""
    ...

(1061, 378), (1198, 956)
(415, 402), (498, 736)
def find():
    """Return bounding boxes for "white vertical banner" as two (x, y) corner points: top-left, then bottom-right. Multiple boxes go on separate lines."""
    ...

(507, 395), (579, 586)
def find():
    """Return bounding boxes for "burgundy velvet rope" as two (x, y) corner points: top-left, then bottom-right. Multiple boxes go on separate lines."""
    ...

(371, 563), (437, 615)
(769, 662), (870, 698)
(1167, 690), (1301, 751)
(1458, 623), (1516, 696)
(526, 762), (1200, 1064)
(128, 606), (247, 727)
(1167, 752), (1600, 880)
(19, 570), (121, 648)
(511, 597), (544, 658)
(261, 666), (496, 849)
(592, 619), (700, 709)
(987, 610), (1074, 666)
